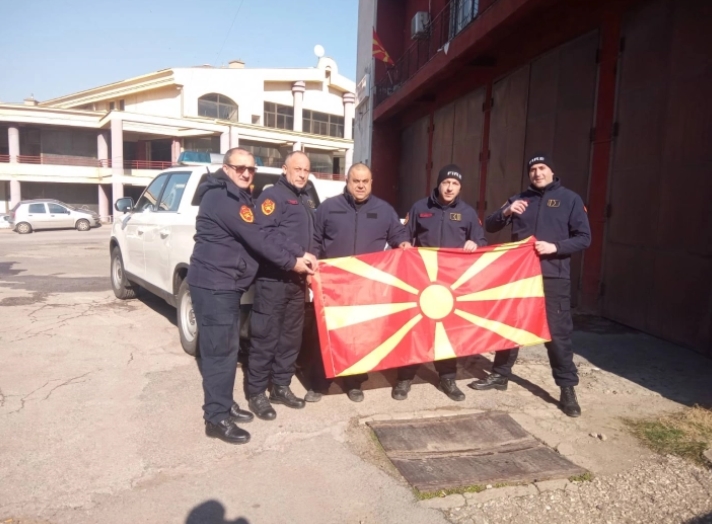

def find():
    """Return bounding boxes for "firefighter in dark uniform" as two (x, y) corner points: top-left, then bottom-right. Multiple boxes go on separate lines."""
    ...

(247, 151), (319, 420)
(187, 148), (314, 444)
(306, 163), (411, 403)
(470, 153), (591, 417)
(392, 164), (487, 402)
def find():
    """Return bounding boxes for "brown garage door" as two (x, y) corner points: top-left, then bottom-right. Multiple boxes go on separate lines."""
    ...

(602, 0), (712, 354)
(430, 88), (486, 208)
(398, 116), (430, 217)
(524, 31), (599, 306)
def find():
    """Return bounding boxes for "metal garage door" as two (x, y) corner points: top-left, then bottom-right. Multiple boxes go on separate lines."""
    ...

(602, 0), (712, 354)
(398, 116), (430, 217)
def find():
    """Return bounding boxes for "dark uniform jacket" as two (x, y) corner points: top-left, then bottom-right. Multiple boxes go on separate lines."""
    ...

(312, 190), (409, 259)
(254, 175), (315, 279)
(188, 170), (294, 292)
(485, 178), (591, 279)
(406, 189), (487, 248)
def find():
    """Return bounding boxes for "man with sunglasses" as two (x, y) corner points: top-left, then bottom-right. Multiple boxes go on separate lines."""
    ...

(246, 151), (319, 421)
(188, 148), (314, 444)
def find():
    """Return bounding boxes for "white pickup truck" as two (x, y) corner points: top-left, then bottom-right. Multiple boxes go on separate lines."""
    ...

(109, 162), (345, 356)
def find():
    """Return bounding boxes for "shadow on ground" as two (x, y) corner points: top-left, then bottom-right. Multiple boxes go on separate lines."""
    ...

(573, 315), (712, 409)
(186, 500), (249, 524)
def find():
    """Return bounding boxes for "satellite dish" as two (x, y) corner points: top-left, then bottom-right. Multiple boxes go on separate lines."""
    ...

(314, 45), (325, 58)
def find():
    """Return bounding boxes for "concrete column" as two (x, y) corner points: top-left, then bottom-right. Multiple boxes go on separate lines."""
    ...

(110, 117), (124, 207)
(292, 81), (305, 133)
(171, 138), (181, 164)
(292, 142), (303, 152)
(345, 148), (354, 175)
(98, 185), (109, 222)
(229, 127), (239, 149)
(343, 93), (355, 140)
(97, 131), (109, 167)
(220, 131), (230, 154)
(8, 126), (20, 162)
(8, 126), (21, 208)
(10, 180), (21, 209)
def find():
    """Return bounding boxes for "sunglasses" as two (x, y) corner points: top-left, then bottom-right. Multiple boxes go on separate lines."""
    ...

(226, 164), (257, 175)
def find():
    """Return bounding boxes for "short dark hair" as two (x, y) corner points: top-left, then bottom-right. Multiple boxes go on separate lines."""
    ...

(223, 147), (253, 165)
(283, 150), (309, 166)
(347, 163), (371, 179)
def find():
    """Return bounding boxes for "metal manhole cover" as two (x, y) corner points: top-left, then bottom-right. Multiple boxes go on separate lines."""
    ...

(368, 412), (586, 492)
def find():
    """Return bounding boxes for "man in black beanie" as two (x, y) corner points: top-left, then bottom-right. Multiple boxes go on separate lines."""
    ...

(471, 153), (591, 417)
(392, 164), (487, 402)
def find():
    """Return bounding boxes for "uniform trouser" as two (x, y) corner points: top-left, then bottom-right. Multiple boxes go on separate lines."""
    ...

(397, 358), (457, 382)
(492, 277), (578, 387)
(190, 285), (242, 425)
(247, 278), (305, 397)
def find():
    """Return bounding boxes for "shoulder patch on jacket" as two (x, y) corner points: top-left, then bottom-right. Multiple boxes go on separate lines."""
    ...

(261, 199), (276, 215)
(240, 205), (254, 223)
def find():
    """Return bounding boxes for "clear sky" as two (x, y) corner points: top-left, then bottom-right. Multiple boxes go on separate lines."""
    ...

(0, 0), (358, 103)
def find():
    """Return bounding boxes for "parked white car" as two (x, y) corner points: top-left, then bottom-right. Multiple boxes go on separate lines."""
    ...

(109, 163), (345, 356)
(10, 199), (101, 234)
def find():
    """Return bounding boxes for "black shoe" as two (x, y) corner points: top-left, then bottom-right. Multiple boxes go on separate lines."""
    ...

(205, 419), (250, 444)
(229, 402), (254, 423)
(559, 386), (581, 418)
(392, 380), (411, 401)
(304, 390), (323, 403)
(269, 385), (306, 409)
(439, 378), (466, 401)
(248, 393), (277, 420)
(347, 388), (364, 402)
(467, 373), (509, 391)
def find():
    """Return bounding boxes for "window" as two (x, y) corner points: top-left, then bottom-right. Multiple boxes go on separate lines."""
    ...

(157, 173), (190, 212)
(119, 99), (125, 111)
(28, 203), (46, 214)
(198, 93), (238, 122)
(450, 0), (479, 38)
(264, 102), (294, 130)
(303, 110), (344, 138)
(135, 174), (169, 212)
(109, 101), (115, 111)
(48, 203), (68, 214)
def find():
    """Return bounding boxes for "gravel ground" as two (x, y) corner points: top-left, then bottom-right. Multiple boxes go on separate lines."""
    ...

(444, 456), (712, 524)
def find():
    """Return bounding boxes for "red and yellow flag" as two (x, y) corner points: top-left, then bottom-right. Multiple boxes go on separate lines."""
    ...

(311, 238), (551, 378)
(373, 29), (395, 66)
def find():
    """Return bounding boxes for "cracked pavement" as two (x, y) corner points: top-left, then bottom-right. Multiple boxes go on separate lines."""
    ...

(1, 229), (711, 524)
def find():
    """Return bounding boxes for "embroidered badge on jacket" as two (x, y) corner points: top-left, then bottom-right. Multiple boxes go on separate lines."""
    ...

(547, 199), (561, 208)
(261, 199), (276, 215)
(240, 205), (254, 223)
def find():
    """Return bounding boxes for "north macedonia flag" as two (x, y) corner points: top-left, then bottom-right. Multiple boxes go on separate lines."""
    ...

(311, 237), (551, 378)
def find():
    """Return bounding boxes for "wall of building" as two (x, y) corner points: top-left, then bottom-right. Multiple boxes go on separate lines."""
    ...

(353, 0), (377, 165)
(20, 182), (100, 212)
(124, 86), (182, 117)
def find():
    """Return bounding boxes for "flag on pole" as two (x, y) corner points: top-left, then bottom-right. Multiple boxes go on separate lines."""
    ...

(373, 29), (395, 66)
(311, 238), (551, 378)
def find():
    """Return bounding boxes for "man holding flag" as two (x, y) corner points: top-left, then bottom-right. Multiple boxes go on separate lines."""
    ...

(470, 153), (591, 418)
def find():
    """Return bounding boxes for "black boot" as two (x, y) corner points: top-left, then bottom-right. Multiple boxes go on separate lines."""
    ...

(467, 373), (509, 391)
(439, 378), (466, 401)
(205, 419), (250, 444)
(269, 385), (306, 409)
(559, 386), (581, 418)
(347, 388), (364, 402)
(304, 390), (323, 403)
(229, 402), (254, 423)
(392, 380), (411, 401)
(248, 393), (277, 421)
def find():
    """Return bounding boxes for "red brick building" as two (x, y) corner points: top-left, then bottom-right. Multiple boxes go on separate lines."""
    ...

(354, 0), (712, 355)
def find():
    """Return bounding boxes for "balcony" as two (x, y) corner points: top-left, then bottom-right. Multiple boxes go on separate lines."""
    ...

(374, 0), (485, 107)
(0, 154), (175, 170)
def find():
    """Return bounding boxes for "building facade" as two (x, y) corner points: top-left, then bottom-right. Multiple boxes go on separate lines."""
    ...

(0, 57), (356, 218)
(355, 0), (712, 355)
